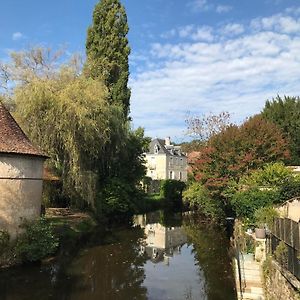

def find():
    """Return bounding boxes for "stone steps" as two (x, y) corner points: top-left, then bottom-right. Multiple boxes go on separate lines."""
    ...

(235, 257), (265, 300)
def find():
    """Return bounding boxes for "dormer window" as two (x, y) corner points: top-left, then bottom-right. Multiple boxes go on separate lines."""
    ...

(154, 144), (160, 154)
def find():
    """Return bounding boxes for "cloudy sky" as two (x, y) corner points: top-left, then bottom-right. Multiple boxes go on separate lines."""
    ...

(1, 0), (300, 141)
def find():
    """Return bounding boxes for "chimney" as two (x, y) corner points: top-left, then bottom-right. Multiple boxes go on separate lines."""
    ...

(165, 137), (171, 146)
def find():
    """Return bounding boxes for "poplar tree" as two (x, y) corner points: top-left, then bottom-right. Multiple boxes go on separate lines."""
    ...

(85, 0), (131, 117)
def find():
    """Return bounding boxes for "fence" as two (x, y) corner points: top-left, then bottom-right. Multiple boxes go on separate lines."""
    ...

(270, 217), (300, 280)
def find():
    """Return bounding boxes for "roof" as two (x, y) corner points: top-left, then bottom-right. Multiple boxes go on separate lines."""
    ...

(0, 103), (47, 158)
(147, 138), (186, 157)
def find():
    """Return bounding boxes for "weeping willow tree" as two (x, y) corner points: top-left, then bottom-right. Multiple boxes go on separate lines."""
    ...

(1, 47), (149, 215)
(1, 48), (127, 208)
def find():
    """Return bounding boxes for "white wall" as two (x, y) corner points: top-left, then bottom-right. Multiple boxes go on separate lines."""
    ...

(145, 154), (188, 181)
(0, 154), (45, 239)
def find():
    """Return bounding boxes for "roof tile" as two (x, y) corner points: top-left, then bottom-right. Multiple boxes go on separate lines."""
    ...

(0, 103), (47, 157)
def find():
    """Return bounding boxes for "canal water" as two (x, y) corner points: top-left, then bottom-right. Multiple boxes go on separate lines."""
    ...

(0, 211), (236, 300)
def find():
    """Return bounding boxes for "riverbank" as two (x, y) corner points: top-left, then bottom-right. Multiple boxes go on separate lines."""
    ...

(45, 208), (97, 239)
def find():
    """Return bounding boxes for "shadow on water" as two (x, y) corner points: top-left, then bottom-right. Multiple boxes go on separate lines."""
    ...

(0, 210), (236, 300)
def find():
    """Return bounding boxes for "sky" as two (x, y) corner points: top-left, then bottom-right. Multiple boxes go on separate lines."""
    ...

(1, 0), (300, 142)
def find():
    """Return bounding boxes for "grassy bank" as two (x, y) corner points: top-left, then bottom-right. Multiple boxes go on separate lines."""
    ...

(135, 193), (164, 213)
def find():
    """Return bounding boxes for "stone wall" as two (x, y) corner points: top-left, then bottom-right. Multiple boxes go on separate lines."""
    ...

(264, 259), (300, 300)
(0, 154), (45, 239)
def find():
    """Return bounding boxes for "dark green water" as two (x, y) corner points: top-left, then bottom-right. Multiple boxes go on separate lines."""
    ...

(0, 211), (236, 300)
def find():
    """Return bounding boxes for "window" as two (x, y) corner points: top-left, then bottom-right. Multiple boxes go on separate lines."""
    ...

(154, 144), (160, 154)
(179, 171), (182, 180)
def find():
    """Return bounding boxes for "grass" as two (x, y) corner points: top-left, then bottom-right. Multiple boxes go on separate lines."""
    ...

(45, 208), (97, 241)
(135, 193), (164, 213)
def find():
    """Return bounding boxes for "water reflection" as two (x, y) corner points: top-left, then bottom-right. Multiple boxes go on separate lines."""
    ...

(134, 212), (187, 264)
(0, 211), (236, 300)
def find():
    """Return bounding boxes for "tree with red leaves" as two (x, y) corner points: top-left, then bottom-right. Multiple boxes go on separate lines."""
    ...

(191, 115), (290, 198)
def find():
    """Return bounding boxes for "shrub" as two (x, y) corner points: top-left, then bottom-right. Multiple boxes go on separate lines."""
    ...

(96, 178), (146, 219)
(279, 174), (300, 201)
(254, 206), (279, 229)
(230, 188), (280, 222)
(240, 162), (293, 188)
(183, 182), (223, 219)
(274, 241), (288, 267)
(16, 218), (59, 262)
(97, 179), (134, 218)
(160, 179), (186, 207)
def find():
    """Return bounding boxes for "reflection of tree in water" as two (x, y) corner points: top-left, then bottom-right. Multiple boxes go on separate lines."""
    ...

(0, 227), (147, 300)
(183, 215), (237, 300)
(65, 227), (147, 300)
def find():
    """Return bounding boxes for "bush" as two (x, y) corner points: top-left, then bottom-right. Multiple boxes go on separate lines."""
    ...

(279, 174), (300, 201)
(183, 182), (223, 219)
(230, 188), (280, 222)
(16, 218), (59, 262)
(240, 162), (293, 188)
(160, 179), (186, 207)
(274, 241), (288, 267)
(254, 206), (279, 229)
(96, 178), (146, 219)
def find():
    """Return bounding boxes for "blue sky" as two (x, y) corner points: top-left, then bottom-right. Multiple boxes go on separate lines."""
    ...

(1, 0), (300, 141)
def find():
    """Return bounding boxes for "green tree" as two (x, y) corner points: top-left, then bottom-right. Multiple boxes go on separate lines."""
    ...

(230, 188), (279, 222)
(183, 182), (223, 220)
(85, 0), (131, 117)
(239, 162), (293, 188)
(262, 95), (300, 164)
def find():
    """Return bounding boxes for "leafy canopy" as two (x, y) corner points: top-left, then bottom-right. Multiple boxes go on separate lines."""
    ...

(262, 95), (300, 165)
(191, 115), (290, 196)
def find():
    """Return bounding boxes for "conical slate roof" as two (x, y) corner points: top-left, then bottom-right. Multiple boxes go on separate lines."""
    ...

(0, 103), (47, 157)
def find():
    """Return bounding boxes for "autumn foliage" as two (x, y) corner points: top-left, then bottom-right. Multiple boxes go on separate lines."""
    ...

(190, 115), (290, 197)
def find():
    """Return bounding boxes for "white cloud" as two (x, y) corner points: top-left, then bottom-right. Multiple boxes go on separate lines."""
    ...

(179, 25), (194, 38)
(12, 32), (24, 41)
(188, 0), (211, 12)
(191, 26), (214, 42)
(285, 7), (300, 15)
(221, 23), (245, 36)
(251, 14), (300, 34)
(216, 5), (232, 14)
(129, 10), (300, 140)
(188, 0), (232, 14)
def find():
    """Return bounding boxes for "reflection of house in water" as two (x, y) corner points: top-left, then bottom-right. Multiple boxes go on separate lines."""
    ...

(134, 214), (187, 264)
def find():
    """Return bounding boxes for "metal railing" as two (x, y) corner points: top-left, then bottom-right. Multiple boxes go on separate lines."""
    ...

(269, 217), (300, 280)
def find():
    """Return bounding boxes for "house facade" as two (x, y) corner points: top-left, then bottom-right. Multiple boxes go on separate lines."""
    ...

(0, 103), (47, 239)
(134, 213), (187, 263)
(145, 137), (188, 182)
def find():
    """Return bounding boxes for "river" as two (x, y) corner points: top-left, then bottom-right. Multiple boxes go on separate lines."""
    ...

(0, 211), (236, 300)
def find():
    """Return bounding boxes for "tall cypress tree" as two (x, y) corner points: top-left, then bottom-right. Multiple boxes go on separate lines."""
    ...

(86, 0), (131, 117)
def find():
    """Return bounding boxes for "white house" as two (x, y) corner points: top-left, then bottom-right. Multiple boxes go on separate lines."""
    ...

(145, 137), (188, 182)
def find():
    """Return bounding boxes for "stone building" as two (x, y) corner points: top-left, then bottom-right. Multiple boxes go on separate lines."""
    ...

(145, 137), (188, 182)
(0, 103), (47, 239)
